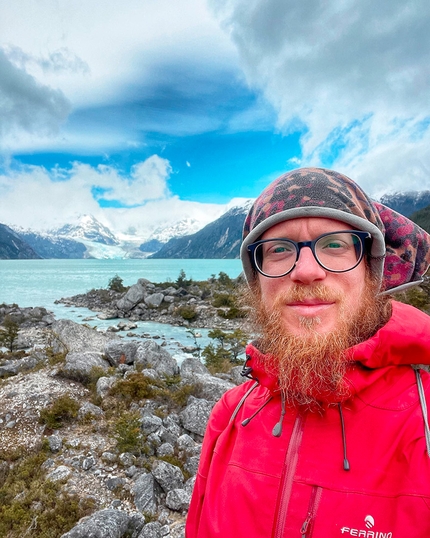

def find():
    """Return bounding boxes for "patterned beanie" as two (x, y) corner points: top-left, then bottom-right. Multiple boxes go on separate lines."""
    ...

(241, 167), (430, 293)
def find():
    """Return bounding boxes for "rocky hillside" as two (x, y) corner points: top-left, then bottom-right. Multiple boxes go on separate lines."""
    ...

(0, 303), (245, 538)
(16, 230), (89, 259)
(0, 223), (41, 259)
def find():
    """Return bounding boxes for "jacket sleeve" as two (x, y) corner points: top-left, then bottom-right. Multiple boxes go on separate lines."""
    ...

(185, 385), (246, 538)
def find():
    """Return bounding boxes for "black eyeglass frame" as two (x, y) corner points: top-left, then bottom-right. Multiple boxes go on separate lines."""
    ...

(247, 230), (372, 278)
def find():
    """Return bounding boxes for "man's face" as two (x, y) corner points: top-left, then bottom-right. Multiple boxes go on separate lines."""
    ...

(258, 217), (367, 336)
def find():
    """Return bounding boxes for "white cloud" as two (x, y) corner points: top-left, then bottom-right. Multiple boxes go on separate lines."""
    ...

(0, 47), (71, 141)
(0, 155), (225, 236)
(212, 0), (430, 187)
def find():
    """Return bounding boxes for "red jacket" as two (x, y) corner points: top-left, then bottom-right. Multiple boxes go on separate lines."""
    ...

(186, 301), (430, 538)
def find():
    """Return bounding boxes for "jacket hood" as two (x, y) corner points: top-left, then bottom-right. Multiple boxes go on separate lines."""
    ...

(241, 168), (430, 294)
(244, 301), (430, 402)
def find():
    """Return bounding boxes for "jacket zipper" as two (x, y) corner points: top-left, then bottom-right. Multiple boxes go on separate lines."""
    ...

(300, 486), (323, 537)
(272, 413), (305, 538)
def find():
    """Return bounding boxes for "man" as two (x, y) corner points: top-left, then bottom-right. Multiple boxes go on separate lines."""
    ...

(186, 168), (430, 537)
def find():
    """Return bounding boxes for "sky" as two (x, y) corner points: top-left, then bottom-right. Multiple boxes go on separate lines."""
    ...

(1, 0), (430, 238)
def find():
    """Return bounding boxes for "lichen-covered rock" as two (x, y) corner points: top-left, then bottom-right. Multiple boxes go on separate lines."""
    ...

(144, 293), (164, 308)
(51, 319), (117, 353)
(193, 373), (235, 401)
(165, 488), (192, 511)
(152, 460), (184, 493)
(60, 508), (145, 538)
(104, 340), (140, 366)
(116, 282), (146, 312)
(135, 341), (179, 377)
(180, 358), (209, 378)
(132, 473), (158, 515)
(179, 396), (215, 437)
(62, 351), (110, 380)
(78, 402), (104, 420)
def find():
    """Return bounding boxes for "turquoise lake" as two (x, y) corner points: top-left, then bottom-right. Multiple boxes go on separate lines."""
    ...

(0, 259), (244, 358)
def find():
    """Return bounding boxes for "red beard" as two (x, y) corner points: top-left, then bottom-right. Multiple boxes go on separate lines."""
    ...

(243, 278), (391, 407)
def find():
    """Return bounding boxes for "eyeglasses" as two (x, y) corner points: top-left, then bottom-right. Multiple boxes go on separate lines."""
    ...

(247, 230), (371, 278)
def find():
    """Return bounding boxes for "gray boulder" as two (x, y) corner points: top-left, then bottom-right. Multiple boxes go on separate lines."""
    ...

(96, 376), (117, 398)
(152, 460), (184, 493)
(62, 351), (110, 380)
(104, 340), (140, 366)
(179, 396), (214, 437)
(0, 355), (40, 378)
(60, 508), (145, 538)
(170, 523), (186, 538)
(135, 341), (179, 376)
(78, 402), (104, 420)
(165, 488), (192, 511)
(132, 473), (158, 515)
(51, 319), (117, 353)
(137, 522), (163, 538)
(140, 413), (163, 435)
(144, 293), (164, 308)
(193, 374), (235, 401)
(47, 465), (71, 482)
(180, 358), (209, 377)
(117, 282), (146, 312)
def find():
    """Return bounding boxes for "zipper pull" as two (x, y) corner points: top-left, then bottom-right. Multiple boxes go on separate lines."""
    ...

(300, 517), (311, 537)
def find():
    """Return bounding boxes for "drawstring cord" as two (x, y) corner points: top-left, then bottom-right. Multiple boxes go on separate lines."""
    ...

(338, 403), (350, 471)
(242, 396), (273, 426)
(229, 381), (259, 424)
(272, 392), (286, 437)
(412, 366), (430, 457)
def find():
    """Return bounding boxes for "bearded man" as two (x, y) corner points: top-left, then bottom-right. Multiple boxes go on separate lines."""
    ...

(186, 168), (430, 538)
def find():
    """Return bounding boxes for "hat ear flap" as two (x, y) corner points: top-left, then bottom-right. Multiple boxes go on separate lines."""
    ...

(374, 202), (430, 292)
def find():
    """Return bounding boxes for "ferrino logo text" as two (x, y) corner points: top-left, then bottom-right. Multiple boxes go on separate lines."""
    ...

(340, 515), (393, 537)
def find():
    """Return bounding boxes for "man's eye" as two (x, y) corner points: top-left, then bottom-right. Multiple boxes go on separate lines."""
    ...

(266, 243), (294, 255)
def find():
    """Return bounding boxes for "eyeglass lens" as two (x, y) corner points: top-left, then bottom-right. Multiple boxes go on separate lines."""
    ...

(255, 232), (363, 277)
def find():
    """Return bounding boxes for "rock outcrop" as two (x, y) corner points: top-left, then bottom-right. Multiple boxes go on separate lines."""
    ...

(0, 317), (245, 538)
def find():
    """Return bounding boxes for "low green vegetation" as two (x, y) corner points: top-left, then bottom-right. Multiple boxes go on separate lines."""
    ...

(39, 395), (80, 429)
(0, 449), (95, 537)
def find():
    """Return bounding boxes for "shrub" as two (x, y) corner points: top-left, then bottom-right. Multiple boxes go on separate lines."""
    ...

(217, 271), (233, 287)
(176, 269), (193, 288)
(108, 274), (126, 293)
(109, 372), (163, 405)
(39, 395), (80, 429)
(176, 305), (198, 321)
(217, 306), (247, 319)
(212, 293), (235, 308)
(113, 411), (143, 455)
(0, 315), (20, 353)
(0, 449), (95, 537)
(202, 343), (232, 374)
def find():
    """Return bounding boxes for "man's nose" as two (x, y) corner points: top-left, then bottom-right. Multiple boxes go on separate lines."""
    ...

(289, 246), (327, 284)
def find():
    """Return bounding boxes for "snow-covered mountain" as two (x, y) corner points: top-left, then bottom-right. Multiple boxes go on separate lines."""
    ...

(150, 200), (253, 259)
(379, 191), (430, 217)
(138, 218), (206, 254)
(53, 215), (119, 246)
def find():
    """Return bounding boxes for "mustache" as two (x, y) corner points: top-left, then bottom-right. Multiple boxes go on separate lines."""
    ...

(272, 284), (343, 306)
